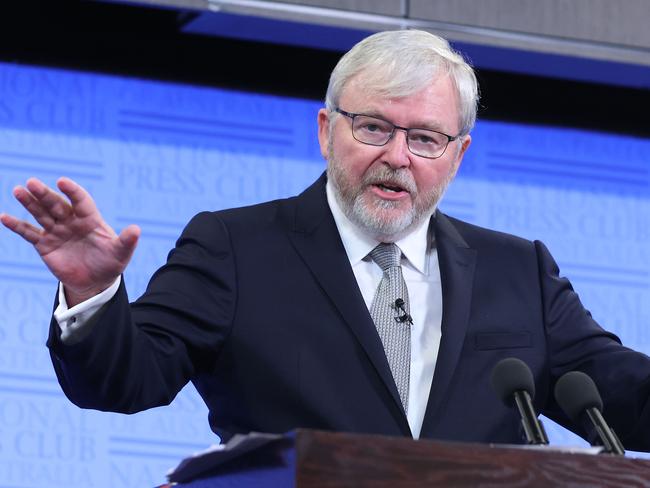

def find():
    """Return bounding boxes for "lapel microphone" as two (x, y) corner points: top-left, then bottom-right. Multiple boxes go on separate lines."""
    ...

(394, 298), (413, 325)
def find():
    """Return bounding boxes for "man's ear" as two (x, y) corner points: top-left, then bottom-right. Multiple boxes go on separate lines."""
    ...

(317, 108), (330, 160)
(452, 134), (472, 176)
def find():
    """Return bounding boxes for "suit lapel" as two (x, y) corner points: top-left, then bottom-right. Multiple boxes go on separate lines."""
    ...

(420, 212), (477, 437)
(285, 175), (410, 432)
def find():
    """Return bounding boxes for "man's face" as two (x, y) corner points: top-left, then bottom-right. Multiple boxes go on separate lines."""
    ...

(318, 74), (471, 242)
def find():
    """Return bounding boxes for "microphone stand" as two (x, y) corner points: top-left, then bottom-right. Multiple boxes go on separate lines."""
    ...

(514, 390), (549, 445)
(586, 408), (625, 455)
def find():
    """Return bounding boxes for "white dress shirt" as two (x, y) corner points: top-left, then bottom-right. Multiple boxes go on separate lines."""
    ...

(325, 182), (443, 439)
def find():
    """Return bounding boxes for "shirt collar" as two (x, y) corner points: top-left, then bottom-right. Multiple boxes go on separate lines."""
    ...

(326, 179), (433, 275)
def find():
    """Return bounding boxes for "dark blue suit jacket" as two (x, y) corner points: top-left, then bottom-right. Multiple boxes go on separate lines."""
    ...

(48, 174), (650, 449)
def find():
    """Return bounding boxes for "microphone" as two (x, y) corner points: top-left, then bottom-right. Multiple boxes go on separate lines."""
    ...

(491, 357), (549, 445)
(554, 371), (625, 455)
(393, 298), (413, 325)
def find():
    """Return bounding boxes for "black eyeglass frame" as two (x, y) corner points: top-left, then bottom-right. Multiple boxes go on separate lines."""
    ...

(334, 107), (458, 159)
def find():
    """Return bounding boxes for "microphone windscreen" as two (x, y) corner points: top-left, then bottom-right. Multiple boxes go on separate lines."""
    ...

(490, 357), (536, 406)
(554, 371), (604, 420)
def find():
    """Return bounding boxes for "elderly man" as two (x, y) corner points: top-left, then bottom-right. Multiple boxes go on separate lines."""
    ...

(2, 30), (649, 449)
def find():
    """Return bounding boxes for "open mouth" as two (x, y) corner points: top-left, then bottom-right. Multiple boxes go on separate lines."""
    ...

(375, 182), (408, 193)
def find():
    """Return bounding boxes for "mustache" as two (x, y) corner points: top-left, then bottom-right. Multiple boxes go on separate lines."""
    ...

(362, 167), (417, 194)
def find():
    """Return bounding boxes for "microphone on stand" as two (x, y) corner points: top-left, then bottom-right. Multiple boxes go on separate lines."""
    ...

(491, 357), (549, 445)
(554, 371), (625, 455)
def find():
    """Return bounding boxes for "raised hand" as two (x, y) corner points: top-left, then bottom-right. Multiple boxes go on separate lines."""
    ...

(0, 177), (140, 307)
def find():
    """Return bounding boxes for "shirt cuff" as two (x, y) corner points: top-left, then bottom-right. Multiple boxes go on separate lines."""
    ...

(53, 276), (122, 344)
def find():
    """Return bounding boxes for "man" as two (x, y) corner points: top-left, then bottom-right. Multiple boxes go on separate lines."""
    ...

(2, 30), (649, 448)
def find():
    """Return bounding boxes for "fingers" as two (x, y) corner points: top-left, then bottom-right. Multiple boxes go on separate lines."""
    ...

(12, 185), (58, 230)
(25, 178), (73, 222)
(10, 177), (100, 231)
(115, 224), (141, 263)
(0, 212), (43, 245)
(56, 177), (99, 219)
(6, 178), (137, 261)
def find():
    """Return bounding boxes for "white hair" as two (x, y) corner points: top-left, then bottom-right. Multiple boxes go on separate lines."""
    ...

(325, 29), (479, 136)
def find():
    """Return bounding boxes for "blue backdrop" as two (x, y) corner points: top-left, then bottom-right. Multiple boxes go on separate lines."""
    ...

(0, 62), (648, 487)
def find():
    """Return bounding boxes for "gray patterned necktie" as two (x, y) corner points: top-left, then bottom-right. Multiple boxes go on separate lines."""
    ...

(369, 243), (411, 413)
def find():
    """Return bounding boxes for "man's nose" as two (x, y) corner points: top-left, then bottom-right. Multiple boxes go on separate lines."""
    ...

(382, 128), (412, 169)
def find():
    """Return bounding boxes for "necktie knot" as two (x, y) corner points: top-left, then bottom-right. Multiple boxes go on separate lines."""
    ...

(370, 243), (401, 272)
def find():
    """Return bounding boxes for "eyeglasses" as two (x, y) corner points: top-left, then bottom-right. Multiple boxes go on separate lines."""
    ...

(335, 107), (458, 159)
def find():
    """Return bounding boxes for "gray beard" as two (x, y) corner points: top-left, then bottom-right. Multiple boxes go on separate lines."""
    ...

(327, 154), (452, 242)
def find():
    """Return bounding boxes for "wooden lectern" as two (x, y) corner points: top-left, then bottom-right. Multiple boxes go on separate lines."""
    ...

(169, 429), (650, 487)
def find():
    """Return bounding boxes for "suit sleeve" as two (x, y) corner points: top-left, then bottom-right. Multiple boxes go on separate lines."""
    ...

(47, 211), (236, 413)
(536, 240), (650, 450)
